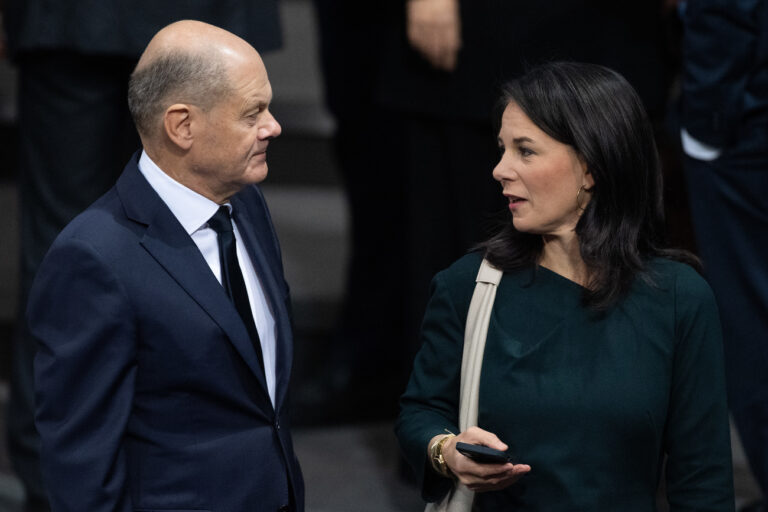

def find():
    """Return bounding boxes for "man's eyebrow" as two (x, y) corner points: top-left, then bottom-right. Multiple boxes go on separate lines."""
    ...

(241, 97), (268, 114)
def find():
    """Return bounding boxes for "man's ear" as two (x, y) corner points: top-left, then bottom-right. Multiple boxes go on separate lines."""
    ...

(163, 104), (194, 150)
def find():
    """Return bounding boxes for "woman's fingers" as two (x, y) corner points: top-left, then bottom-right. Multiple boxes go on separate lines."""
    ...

(443, 427), (509, 474)
(463, 464), (532, 492)
(441, 427), (530, 492)
(460, 426), (509, 452)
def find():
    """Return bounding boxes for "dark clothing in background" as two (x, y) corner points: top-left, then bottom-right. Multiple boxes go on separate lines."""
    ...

(684, 147), (768, 491)
(3, 0), (281, 56)
(681, 0), (768, 148)
(376, 0), (670, 123)
(7, 52), (140, 505)
(3, 2), (282, 507)
(681, 0), (768, 495)
(312, 0), (409, 409)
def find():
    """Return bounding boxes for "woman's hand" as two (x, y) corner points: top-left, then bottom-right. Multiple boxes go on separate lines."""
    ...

(439, 426), (531, 492)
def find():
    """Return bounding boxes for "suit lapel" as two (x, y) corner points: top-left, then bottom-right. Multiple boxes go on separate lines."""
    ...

(232, 193), (293, 411)
(116, 158), (271, 400)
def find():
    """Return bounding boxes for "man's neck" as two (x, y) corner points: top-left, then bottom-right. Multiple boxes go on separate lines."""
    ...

(143, 145), (230, 204)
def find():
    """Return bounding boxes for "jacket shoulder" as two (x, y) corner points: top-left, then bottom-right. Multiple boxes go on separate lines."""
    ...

(647, 258), (713, 300)
(434, 251), (485, 289)
(51, 187), (138, 256)
(426, 252), (486, 320)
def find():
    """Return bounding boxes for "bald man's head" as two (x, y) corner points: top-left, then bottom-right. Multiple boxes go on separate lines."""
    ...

(126, 20), (280, 202)
(128, 20), (257, 140)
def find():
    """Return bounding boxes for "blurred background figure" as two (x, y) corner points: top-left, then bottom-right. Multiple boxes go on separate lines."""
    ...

(311, 0), (407, 419)
(680, 1), (768, 511)
(1, 2), (282, 510)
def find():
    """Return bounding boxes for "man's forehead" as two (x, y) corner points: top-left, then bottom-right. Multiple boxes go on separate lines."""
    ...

(229, 56), (268, 85)
(240, 75), (272, 98)
(235, 80), (272, 110)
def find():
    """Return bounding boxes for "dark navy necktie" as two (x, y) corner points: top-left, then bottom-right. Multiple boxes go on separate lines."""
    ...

(208, 206), (265, 374)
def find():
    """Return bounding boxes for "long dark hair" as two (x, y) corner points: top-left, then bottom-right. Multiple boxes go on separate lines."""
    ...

(480, 61), (697, 310)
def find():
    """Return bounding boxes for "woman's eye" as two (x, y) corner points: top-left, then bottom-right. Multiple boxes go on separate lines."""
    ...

(519, 147), (534, 157)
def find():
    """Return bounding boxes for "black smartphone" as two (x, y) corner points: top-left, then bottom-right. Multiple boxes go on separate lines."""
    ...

(455, 442), (512, 464)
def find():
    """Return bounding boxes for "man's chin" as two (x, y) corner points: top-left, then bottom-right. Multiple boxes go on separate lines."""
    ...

(245, 162), (269, 184)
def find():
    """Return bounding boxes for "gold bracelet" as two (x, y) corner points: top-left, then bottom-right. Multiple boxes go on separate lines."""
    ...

(429, 433), (455, 478)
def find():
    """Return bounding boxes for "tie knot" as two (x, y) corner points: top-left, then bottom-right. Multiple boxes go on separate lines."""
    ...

(208, 206), (234, 234)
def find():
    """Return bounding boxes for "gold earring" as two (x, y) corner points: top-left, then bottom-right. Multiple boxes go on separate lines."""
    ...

(576, 185), (587, 212)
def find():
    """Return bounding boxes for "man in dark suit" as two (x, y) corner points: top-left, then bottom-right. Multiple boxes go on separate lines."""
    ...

(680, 1), (768, 510)
(27, 20), (303, 512)
(2, 3), (281, 509)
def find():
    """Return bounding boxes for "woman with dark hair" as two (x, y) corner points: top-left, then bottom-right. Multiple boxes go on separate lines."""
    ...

(396, 62), (735, 510)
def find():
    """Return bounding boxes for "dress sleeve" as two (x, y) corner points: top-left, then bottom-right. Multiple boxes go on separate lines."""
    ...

(395, 270), (465, 502)
(30, 238), (137, 512)
(664, 268), (735, 511)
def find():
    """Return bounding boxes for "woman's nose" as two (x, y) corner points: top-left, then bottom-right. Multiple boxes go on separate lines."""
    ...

(492, 155), (515, 182)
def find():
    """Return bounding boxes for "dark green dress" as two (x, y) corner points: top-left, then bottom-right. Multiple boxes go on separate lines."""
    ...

(396, 252), (734, 511)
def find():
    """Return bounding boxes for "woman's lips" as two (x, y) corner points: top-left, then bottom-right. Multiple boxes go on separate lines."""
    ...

(506, 196), (527, 211)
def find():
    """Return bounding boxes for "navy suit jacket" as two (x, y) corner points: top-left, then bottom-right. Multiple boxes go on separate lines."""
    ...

(682, 0), (768, 148)
(29, 154), (304, 512)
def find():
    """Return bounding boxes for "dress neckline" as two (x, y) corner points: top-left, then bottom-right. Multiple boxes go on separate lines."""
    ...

(536, 264), (588, 291)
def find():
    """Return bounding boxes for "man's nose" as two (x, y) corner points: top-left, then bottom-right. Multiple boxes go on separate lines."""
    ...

(261, 110), (282, 139)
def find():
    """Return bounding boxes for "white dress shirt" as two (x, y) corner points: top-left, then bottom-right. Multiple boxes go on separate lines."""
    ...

(681, 128), (722, 161)
(138, 151), (277, 405)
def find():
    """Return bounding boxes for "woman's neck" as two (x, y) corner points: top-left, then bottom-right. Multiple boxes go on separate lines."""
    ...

(538, 233), (590, 287)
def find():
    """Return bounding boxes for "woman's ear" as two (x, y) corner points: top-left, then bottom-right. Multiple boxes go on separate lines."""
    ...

(163, 103), (194, 150)
(579, 155), (595, 190)
(584, 169), (595, 190)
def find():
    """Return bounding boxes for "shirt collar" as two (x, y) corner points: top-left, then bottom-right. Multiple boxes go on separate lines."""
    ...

(137, 150), (227, 234)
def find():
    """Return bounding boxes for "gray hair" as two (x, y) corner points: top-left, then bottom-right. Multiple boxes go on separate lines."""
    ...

(128, 50), (230, 137)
